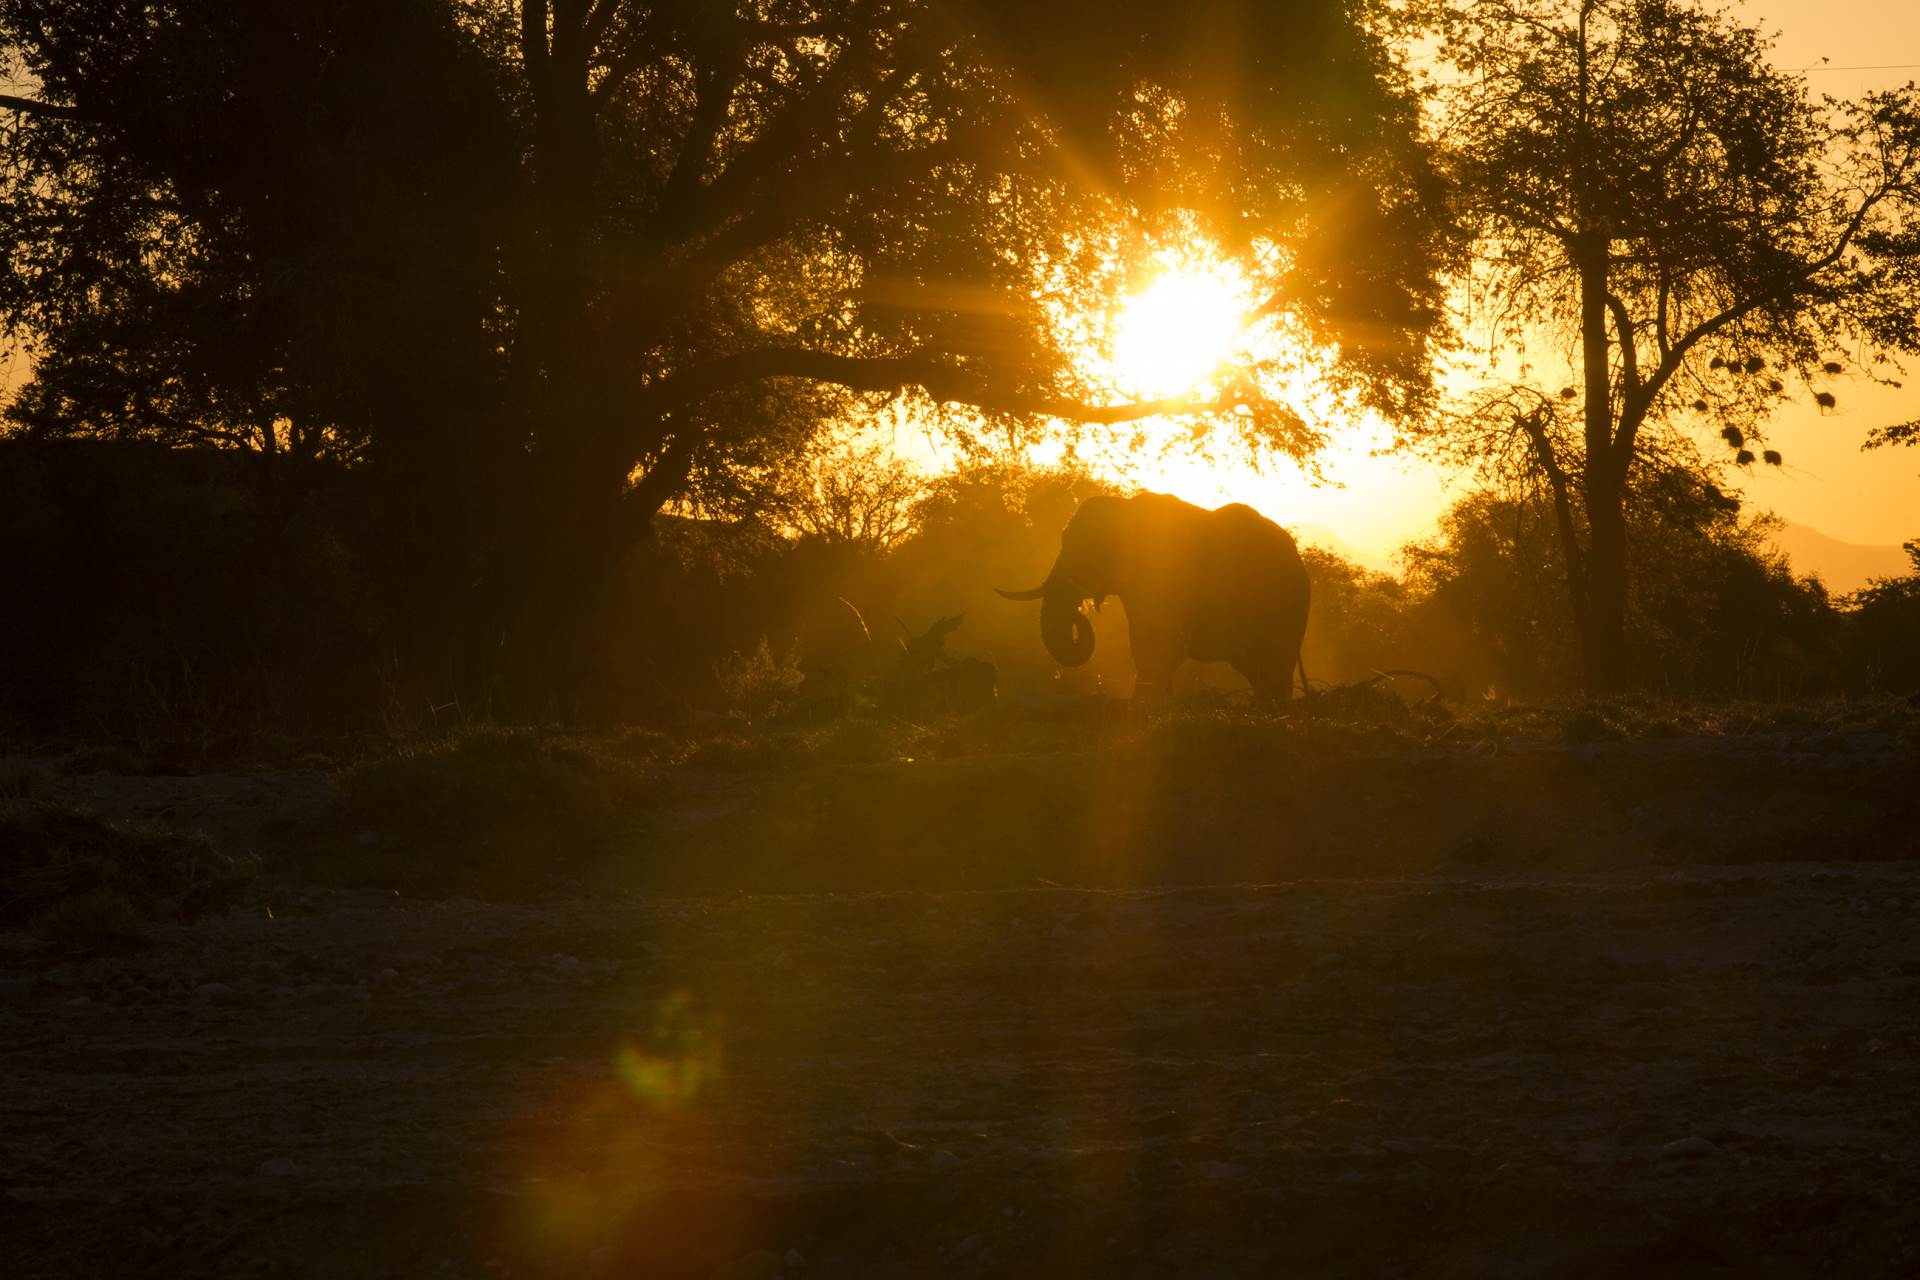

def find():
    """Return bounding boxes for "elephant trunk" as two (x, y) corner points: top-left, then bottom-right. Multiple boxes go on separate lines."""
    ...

(997, 569), (1096, 667)
(1040, 591), (1095, 667)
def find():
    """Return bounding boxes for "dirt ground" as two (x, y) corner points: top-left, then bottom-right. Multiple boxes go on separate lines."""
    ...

(5, 727), (1920, 1277)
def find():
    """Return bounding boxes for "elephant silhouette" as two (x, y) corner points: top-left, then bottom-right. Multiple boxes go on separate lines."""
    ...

(998, 492), (1310, 699)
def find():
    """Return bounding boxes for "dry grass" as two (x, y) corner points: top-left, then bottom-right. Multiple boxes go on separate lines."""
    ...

(0, 802), (255, 950)
(323, 726), (669, 892)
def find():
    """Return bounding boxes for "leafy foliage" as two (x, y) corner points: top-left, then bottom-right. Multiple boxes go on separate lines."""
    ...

(1409, 0), (1920, 687)
(1401, 480), (1836, 696)
(1840, 540), (1920, 693)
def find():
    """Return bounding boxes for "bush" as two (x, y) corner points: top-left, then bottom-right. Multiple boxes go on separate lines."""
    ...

(327, 727), (666, 890)
(712, 639), (806, 723)
(0, 802), (255, 948)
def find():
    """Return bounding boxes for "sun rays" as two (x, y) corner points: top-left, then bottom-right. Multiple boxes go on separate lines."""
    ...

(1109, 262), (1253, 399)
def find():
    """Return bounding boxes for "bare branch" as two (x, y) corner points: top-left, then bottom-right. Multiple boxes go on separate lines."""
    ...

(648, 347), (1240, 426)
(0, 93), (80, 120)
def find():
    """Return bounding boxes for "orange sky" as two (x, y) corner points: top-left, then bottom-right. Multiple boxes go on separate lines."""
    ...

(1121, 0), (1920, 560)
(1731, 1), (1920, 547)
(1, 2), (1915, 557)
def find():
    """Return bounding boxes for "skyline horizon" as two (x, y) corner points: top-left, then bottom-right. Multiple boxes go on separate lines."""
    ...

(3, 0), (1915, 558)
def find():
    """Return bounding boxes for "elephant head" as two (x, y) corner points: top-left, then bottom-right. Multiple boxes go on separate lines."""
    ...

(994, 496), (1127, 668)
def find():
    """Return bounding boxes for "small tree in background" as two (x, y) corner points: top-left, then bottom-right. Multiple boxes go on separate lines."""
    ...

(1841, 541), (1920, 694)
(1401, 474), (1835, 697)
(1411, 0), (1920, 689)
(786, 443), (927, 557)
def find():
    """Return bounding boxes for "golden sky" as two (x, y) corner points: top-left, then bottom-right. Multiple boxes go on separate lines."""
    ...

(1, 2), (1914, 560)
(1730, 1), (1920, 546)
(1130, 0), (1920, 561)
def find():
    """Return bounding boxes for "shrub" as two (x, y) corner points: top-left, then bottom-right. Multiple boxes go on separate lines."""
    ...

(712, 639), (806, 723)
(0, 802), (255, 948)
(327, 727), (665, 890)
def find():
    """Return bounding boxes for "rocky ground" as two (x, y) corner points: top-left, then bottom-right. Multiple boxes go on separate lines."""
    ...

(4, 721), (1920, 1276)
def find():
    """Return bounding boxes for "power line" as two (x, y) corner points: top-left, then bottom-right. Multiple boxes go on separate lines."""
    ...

(1803, 63), (1920, 72)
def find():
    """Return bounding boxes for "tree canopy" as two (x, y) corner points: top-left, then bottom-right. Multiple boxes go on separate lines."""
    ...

(2, 0), (1456, 701)
(1411, 0), (1920, 688)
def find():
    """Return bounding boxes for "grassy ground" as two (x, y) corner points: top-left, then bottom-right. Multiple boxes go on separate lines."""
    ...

(2, 695), (1918, 1276)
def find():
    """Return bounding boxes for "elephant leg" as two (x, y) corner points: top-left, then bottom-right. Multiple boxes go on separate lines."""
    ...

(1131, 627), (1182, 702)
(1240, 642), (1302, 702)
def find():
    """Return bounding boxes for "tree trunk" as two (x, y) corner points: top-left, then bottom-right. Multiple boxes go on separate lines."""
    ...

(1580, 462), (1629, 691)
(505, 0), (631, 713)
(1575, 234), (1629, 691)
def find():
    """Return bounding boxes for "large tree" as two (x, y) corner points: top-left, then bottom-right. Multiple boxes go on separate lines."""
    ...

(1414, 0), (1920, 689)
(4, 0), (1454, 705)
(0, 1), (515, 482)
(495, 2), (1452, 650)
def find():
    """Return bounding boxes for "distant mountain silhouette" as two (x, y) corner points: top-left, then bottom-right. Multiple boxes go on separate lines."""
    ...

(1769, 520), (1910, 593)
(1293, 517), (1911, 594)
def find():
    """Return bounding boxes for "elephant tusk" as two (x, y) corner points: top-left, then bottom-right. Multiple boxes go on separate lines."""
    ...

(994, 584), (1049, 601)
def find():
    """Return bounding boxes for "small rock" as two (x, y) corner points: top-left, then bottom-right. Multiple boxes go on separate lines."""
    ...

(193, 982), (236, 1004)
(374, 968), (399, 985)
(784, 1248), (805, 1269)
(0, 978), (34, 1004)
(709, 1249), (780, 1280)
(257, 1157), (301, 1179)
(1660, 1136), (1721, 1159)
(355, 830), (379, 847)
(928, 1149), (962, 1171)
(67, 995), (92, 1007)
(953, 1234), (984, 1258)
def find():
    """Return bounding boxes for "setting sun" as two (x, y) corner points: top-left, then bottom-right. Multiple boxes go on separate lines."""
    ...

(1111, 264), (1251, 398)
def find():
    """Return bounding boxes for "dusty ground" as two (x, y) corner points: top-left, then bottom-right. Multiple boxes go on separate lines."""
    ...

(5, 726), (1920, 1276)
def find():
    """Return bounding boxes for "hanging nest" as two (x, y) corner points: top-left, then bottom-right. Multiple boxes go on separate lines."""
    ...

(1693, 398), (1709, 412)
(1763, 449), (1783, 466)
(1720, 425), (1745, 448)
(1822, 361), (1844, 374)
(1559, 386), (1577, 399)
(1744, 355), (1767, 373)
(1708, 355), (1726, 370)
(1735, 448), (1756, 465)
(1815, 391), (1837, 410)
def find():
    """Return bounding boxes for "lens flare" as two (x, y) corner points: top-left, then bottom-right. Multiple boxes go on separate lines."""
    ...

(615, 989), (721, 1109)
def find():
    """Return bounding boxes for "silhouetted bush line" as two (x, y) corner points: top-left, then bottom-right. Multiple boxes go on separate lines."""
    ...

(11, 697), (1911, 911)
(3, 439), (1917, 749)
(0, 801), (256, 949)
(271, 698), (1920, 897)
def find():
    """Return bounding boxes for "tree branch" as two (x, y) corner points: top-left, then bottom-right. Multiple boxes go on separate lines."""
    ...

(0, 93), (80, 120)
(624, 432), (695, 526)
(650, 45), (748, 229)
(1640, 174), (1907, 410)
(649, 347), (1236, 425)
(582, 0), (621, 55)
(1605, 291), (1639, 400)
